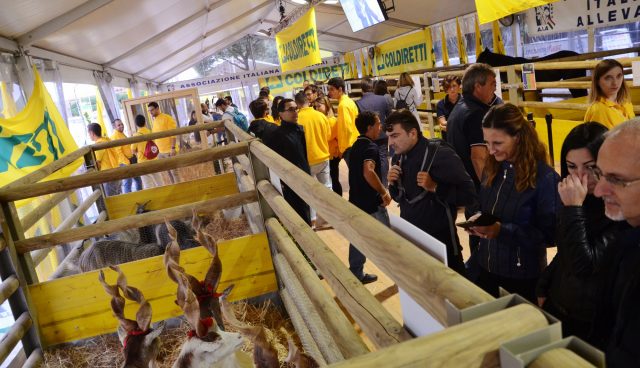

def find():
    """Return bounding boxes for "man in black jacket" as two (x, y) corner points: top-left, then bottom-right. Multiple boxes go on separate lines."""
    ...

(263, 98), (311, 225)
(387, 110), (477, 275)
(446, 63), (502, 190)
(589, 119), (640, 367)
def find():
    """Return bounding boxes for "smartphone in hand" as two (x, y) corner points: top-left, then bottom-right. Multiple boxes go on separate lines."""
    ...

(455, 213), (500, 229)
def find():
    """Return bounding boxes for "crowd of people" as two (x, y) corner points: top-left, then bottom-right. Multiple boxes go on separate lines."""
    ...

(241, 59), (639, 366)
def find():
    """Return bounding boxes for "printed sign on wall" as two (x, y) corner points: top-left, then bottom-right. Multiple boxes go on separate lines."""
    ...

(275, 7), (322, 72)
(374, 29), (433, 75)
(527, 0), (640, 36)
(259, 62), (356, 96)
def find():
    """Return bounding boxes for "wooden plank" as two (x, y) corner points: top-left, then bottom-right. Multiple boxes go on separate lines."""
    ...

(223, 120), (255, 142)
(328, 304), (547, 368)
(92, 120), (223, 151)
(266, 216), (411, 349)
(0, 142), (248, 202)
(20, 190), (74, 231)
(250, 142), (493, 325)
(1, 147), (91, 190)
(280, 289), (328, 366)
(23, 348), (43, 368)
(15, 191), (257, 253)
(104, 173), (239, 220)
(0, 313), (32, 362)
(529, 348), (595, 368)
(0, 275), (19, 305)
(28, 233), (277, 346)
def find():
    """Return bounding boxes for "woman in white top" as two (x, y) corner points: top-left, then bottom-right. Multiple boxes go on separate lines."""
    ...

(393, 72), (423, 122)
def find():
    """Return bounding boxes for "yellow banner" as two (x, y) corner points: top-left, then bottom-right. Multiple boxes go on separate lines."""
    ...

(475, 16), (484, 59)
(259, 62), (356, 96)
(441, 25), (449, 67)
(456, 18), (468, 64)
(275, 7), (322, 73)
(492, 21), (506, 55)
(0, 68), (81, 188)
(476, 0), (557, 24)
(374, 29), (433, 75)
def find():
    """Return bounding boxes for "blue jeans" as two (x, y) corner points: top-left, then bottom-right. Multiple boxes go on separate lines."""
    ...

(121, 162), (143, 193)
(349, 206), (390, 279)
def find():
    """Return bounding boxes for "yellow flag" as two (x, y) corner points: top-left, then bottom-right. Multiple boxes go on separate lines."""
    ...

(475, 0), (557, 24)
(275, 7), (322, 72)
(360, 49), (367, 77)
(475, 16), (484, 59)
(441, 25), (449, 67)
(492, 21), (506, 55)
(0, 68), (81, 188)
(456, 18), (468, 65)
(425, 27), (436, 69)
(1, 82), (18, 119)
(95, 89), (107, 137)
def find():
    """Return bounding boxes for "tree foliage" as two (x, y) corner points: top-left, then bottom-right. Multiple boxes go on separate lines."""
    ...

(194, 36), (279, 77)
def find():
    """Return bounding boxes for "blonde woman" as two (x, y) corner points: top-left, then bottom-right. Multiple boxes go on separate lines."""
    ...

(393, 72), (422, 121)
(584, 59), (634, 128)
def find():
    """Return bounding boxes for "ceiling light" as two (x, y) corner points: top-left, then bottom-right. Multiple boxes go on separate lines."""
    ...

(324, 0), (339, 3)
(291, 0), (307, 4)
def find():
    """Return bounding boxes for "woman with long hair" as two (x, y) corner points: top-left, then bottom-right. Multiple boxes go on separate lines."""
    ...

(536, 122), (627, 341)
(270, 95), (284, 125)
(468, 103), (560, 303)
(584, 59), (634, 128)
(393, 72), (422, 121)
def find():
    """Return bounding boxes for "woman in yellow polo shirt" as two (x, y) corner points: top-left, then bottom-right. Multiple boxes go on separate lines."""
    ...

(584, 59), (634, 128)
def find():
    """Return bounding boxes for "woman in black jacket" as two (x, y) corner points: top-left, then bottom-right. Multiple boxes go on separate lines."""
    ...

(468, 103), (560, 303)
(536, 122), (627, 341)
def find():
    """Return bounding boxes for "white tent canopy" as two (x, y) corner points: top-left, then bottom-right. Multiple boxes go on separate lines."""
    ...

(0, 0), (477, 84)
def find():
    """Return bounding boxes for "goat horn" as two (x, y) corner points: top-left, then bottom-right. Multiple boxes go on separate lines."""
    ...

(164, 219), (177, 241)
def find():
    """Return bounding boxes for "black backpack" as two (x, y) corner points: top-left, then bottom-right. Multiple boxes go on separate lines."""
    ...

(395, 86), (413, 110)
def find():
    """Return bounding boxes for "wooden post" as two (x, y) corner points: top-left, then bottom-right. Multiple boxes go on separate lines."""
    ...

(15, 191), (257, 253)
(232, 162), (263, 233)
(20, 190), (74, 232)
(424, 72), (435, 137)
(250, 143), (493, 325)
(0, 313), (32, 363)
(529, 348), (595, 368)
(280, 289), (328, 366)
(0, 143), (249, 202)
(273, 253), (357, 361)
(0, 276), (19, 305)
(1, 203), (38, 283)
(506, 65), (521, 104)
(265, 213), (411, 348)
(327, 304), (548, 367)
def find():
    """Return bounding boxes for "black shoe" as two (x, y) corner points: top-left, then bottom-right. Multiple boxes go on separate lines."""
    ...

(360, 273), (378, 284)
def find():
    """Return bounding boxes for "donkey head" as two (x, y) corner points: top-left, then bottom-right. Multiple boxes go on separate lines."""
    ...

(98, 265), (164, 368)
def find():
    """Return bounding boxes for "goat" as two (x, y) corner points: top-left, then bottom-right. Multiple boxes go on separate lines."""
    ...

(165, 247), (246, 367)
(283, 332), (321, 368)
(98, 265), (165, 368)
(219, 295), (279, 368)
(163, 214), (225, 329)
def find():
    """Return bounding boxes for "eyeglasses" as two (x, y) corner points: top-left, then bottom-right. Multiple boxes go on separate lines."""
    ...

(282, 107), (298, 113)
(588, 166), (640, 188)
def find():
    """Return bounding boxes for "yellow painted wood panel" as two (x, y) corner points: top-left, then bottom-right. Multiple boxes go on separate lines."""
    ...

(104, 173), (239, 219)
(28, 233), (277, 346)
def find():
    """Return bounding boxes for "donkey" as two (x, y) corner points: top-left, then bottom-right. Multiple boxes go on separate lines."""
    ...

(98, 265), (165, 368)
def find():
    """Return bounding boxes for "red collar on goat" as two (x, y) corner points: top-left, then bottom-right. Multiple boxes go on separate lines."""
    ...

(122, 328), (151, 350)
(187, 317), (214, 338)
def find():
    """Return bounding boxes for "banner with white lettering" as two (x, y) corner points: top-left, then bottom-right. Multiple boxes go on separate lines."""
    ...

(374, 29), (433, 75)
(526, 0), (640, 36)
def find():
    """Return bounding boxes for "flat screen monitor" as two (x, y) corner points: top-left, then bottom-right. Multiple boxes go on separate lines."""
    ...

(339, 0), (388, 32)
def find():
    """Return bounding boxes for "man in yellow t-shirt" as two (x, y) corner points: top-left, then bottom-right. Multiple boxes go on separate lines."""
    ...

(328, 77), (358, 197)
(148, 101), (179, 184)
(130, 114), (162, 190)
(110, 118), (143, 193)
(87, 123), (121, 196)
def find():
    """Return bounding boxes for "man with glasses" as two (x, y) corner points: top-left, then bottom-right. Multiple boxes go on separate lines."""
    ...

(589, 119), (640, 366)
(387, 110), (476, 275)
(148, 101), (179, 184)
(263, 98), (312, 225)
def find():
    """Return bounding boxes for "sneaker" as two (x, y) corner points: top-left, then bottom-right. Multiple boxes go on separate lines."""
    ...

(360, 273), (378, 284)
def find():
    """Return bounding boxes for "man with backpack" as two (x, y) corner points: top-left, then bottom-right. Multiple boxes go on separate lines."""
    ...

(216, 98), (249, 132)
(130, 114), (161, 189)
(386, 110), (477, 276)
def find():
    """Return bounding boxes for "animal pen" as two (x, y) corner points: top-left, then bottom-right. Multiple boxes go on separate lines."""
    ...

(0, 95), (604, 366)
